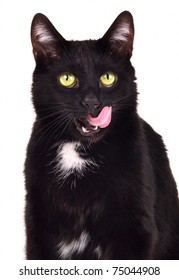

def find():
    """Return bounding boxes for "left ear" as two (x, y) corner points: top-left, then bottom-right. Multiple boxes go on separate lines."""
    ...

(102, 11), (134, 58)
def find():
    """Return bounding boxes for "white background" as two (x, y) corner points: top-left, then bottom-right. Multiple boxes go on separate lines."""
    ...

(0, 0), (179, 262)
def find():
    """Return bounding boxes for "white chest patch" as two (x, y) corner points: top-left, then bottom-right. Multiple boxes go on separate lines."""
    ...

(55, 142), (96, 179)
(58, 231), (90, 259)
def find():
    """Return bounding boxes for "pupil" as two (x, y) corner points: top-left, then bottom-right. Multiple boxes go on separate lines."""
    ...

(65, 75), (68, 81)
(106, 73), (109, 80)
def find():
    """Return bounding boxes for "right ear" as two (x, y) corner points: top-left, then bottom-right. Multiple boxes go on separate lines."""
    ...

(31, 13), (66, 61)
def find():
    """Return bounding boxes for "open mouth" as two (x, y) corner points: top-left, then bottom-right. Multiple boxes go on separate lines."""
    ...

(74, 106), (112, 137)
(75, 117), (100, 136)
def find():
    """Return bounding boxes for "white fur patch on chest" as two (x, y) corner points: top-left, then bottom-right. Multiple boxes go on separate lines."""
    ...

(55, 142), (96, 179)
(58, 231), (90, 259)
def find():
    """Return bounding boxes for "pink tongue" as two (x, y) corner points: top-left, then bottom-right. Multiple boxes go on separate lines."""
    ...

(87, 106), (112, 128)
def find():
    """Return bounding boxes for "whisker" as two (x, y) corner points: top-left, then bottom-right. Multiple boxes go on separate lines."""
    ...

(31, 112), (74, 151)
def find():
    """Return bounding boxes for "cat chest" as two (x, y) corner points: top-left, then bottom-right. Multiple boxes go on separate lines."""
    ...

(54, 142), (102, 259)
(55, 141), (97, 179)
(57, 231), (102, 259)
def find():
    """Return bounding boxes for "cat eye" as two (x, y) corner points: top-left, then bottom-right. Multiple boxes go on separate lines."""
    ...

(58, 72), (77, 88)
(100, 72), (117, 87)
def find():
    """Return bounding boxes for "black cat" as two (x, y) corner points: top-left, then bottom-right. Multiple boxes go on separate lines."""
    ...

(25, 11), (179, 259)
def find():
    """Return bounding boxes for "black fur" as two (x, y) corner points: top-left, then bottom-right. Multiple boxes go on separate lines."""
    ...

(25, 11), (179, 259)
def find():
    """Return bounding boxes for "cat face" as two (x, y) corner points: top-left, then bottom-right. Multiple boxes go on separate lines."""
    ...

(31, 11), (136, 142)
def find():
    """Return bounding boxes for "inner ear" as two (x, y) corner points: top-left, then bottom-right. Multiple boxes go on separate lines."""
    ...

(31, 13), (65, 60)
(102, 11), (134, 58)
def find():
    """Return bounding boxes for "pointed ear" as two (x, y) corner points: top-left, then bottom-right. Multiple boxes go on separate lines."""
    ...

(31, 13), (65, 61)
(102, 11), (134, 58)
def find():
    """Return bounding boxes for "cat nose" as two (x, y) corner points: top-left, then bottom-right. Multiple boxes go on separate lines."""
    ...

(82, 95), (101, 115)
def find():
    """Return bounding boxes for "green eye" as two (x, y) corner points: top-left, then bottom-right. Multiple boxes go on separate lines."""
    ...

(100, 72), (116, 87)
(58, 72), (76, 87)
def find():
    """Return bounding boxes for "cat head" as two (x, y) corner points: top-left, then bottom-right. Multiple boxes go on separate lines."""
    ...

(31, 11), (136, 143)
